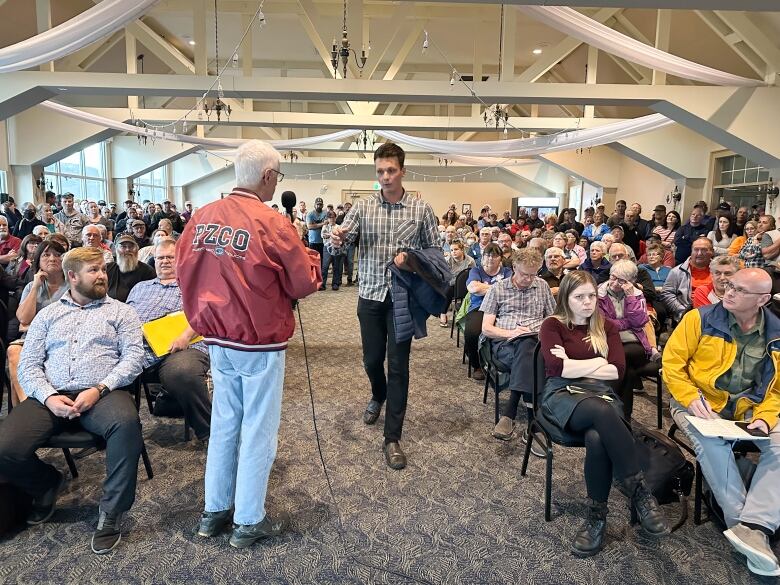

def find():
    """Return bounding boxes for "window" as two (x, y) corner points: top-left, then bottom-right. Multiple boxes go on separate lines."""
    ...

(717, 155), (770, 187)
(45, 142), (107, 200)
(0, 170), (7, 194)
(133, 167), (167, 202)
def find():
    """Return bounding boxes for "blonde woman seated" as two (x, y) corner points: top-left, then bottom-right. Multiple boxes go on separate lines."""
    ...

(539, 271), (669, 557)
(728, 220), (756, 256)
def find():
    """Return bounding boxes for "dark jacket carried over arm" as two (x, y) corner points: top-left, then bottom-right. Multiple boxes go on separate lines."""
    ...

(388, 247), (450, 343)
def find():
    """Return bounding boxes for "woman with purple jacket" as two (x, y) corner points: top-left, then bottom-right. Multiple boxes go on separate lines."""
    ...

(597, 259), (658, 418)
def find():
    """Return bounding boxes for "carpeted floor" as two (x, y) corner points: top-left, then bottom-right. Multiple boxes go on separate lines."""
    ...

(0, 285), (774, 584)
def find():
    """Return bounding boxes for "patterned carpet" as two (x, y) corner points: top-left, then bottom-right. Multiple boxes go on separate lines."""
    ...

(0, 286), (775, 584)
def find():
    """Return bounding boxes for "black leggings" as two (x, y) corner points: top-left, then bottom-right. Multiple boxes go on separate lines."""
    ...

(567, 398), (640, 503)
(619, 342), (647, 419)
(463, 310), (483, 371)
(442, 285), (455, 315)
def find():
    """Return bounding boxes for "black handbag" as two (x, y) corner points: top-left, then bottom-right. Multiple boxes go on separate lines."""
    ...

(632, 423), (694, 532)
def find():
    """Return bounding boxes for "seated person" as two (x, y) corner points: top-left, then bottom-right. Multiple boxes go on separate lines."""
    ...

(106, 234), (156, 302)
(660, 237), (714, 322)
(540, 246), (567, 296)
(138, 229), (168, 265)
(638, 243), (671, 291)
(0, 215), (21, 266)
(0, 247), (144, 554)
(729, 220), (755, 256)
(597, 260), (659, 419)
(463, 243), (512, 381)
(552, 232), (581, 270)
(540, 271), (669, 557)
(81, 225), (113, 264)
(497, 233), (514, 267)
(664, 268), (780, 577)
(156, 218), (180, 241)
(126, 238), (211, 441)
(8, 239), (68, 406)
(693, 256), (738, 309)
(439, 240), (474, 327)
(481, 249), (556, 441)
(467, 227), (493, 265)
(637, 234), (674, 267)
(5, 234), (41, 281)
(129, 219), (150, 248)
(579, 241), (611, 284)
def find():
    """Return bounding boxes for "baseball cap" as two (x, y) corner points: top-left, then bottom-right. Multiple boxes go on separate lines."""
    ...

(131, 219), (146, 228)
(653, 205), (666, 212)
(115, 234), (138, 246)
(611, 225), (625, 233)
(315, 197), (324, 204)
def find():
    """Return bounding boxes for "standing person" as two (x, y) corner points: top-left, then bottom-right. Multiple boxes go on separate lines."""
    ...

(329, 142), (440, 470)
(55, 193), (90, 248)
(177, 140), (321, 549)
(306, 197), (328, 258)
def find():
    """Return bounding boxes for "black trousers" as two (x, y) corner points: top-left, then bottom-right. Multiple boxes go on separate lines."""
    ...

(491, 336), (538, 419)
(620, 341), (648, 419)
(567, 398), (640, 503)
(356, 296), (412, 442)
(463, 310), (484, 371)
(309, 242), (324, 258)
(146, 348), (211, 440)
(0, 389), (142, 514)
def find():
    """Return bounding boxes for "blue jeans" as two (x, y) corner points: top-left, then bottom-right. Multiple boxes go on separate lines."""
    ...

(342, 243), (355, 282)
(204, 345), (285, 525)
(322, 248), (343, 287)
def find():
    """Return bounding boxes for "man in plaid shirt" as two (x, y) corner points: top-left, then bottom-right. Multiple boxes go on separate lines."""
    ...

(329, 143), (439, 470)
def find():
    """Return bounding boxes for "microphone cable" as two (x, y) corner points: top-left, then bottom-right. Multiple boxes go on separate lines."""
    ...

(295, 304), (436, 585)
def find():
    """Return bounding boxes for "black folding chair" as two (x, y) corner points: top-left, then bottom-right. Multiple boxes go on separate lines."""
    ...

(135, 369), (191, 442)
(520, 343), (585, 521)
(636, 361), (664, 429)
(450, 269), (470, 347)
(479, 339), (510, 424)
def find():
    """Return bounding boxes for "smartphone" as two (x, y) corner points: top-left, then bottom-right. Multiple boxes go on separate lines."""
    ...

(735, 421), (769, 438)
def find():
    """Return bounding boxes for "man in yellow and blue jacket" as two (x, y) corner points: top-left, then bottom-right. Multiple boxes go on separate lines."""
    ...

(663, 267), (780, 577)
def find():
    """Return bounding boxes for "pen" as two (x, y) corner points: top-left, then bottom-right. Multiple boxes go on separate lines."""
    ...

(697, 389), (711, 419)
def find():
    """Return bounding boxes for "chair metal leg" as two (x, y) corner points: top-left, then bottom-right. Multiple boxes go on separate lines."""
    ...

(694, 461), (703, 525)
(494, 386), (500, 424)
(140, 443), (154, 480)
(62, 448), (79, 479)
(184, 423), (191, 442)
(456, 327), (461, 348)
(462, 345), (467, 366)
(520, 422), (534, 477)
(450, 311), (456, 339)
(656, 372), (663, 430)
(544, 443), (553, 522)
(143, 381), (154, 414)
(482, 377), (488, 404)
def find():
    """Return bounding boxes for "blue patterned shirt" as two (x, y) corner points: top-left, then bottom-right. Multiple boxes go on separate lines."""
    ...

(126, 278), (208, 368)
(18, 292), (144, 404)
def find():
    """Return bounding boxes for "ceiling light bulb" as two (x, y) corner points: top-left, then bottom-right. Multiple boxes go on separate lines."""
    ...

(188, 40), (196, 46)
(532, 48), (543, 55)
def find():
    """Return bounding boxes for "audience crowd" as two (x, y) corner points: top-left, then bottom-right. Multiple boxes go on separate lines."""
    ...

(0, 190), (778, 576)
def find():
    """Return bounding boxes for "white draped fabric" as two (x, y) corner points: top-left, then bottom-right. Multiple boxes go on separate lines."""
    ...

(375, 114), (674, 158)
(40, 100), (361, 149)
(0, 0), (161, 73)
(518, 6), (762, 87)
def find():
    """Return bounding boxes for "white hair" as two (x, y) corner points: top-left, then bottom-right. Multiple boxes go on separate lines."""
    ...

(610, 259), (638, 281)
(590, 241), (607, 254)
(234, 140), (282, 188)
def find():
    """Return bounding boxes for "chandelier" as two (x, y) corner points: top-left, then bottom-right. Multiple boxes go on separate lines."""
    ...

(483, 104), (510, 135)
(331, 0), (368, 78)
(201, 0), (232, 123)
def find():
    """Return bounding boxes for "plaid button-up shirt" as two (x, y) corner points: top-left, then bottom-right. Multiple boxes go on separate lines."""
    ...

(336, 190), (440, 302)
(480, 276), (556, 332)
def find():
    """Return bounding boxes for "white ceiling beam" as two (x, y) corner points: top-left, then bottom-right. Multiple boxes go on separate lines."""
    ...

(653, 10), (671, 86)
(391, 0), (778, 9)
(35, 0), (54, 72)
(193, 0), (208, 75)
(125, 32), (139, 110)
(363, 5), (408, 79)
(517, 7), (623, 83)
(714, 11), (780, 83)
(584, 46), (598, 118)
(695, 11), (766, 79)
(499, 6), (517, 82)
(127, 21), (195, 74)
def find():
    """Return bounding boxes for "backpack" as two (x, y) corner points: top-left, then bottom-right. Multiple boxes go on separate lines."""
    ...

(632, 424), (695, 532)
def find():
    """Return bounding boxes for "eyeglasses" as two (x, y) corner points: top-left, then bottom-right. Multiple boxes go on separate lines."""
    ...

(609, 275), (630, 285)
(723, 281), (768, 296)
(267, 168), (284, 183)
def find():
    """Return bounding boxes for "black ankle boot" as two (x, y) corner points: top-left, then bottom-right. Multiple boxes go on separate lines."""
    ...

(571, 499), (608, 557)
(616, 472), (670, 536)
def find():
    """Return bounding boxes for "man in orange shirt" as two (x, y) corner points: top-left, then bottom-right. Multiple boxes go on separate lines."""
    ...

(660, 237), (714, 322)
(692, 256), (739, 308)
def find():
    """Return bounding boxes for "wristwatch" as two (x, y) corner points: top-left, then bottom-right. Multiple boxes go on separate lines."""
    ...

(95, 384), (111, 399)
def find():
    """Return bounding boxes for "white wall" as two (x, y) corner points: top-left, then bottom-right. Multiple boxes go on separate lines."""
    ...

(614, 155), (677, 213)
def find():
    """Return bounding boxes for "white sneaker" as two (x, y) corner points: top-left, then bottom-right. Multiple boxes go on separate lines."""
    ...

(724, 523), (780, 576)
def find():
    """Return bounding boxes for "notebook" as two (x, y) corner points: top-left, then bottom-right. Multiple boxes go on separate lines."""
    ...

(684, 416), (770, 441)
(141, 311), (203, 358)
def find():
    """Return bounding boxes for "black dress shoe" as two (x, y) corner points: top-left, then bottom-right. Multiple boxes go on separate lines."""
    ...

(363, 399), (382, 425)
(383, 441), (407, 470)
(27, 471), (65, 525)
(196, 509), (233, 537)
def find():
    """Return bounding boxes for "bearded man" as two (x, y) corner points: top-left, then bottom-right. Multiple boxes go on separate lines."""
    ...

(106, 234), (155, 302)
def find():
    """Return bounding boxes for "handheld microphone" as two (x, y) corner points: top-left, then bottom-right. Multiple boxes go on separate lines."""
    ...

(281, 190), (296, 224)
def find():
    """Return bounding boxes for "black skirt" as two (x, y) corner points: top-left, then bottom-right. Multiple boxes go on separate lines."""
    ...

(540, 376), (624, 430)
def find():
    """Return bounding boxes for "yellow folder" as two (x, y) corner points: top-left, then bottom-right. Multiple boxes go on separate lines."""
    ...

(141, 310), (204, 358)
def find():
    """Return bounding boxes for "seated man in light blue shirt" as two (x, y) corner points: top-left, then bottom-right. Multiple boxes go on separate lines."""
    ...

(0, 246), (144, 555)
(126, 237), (211, 440)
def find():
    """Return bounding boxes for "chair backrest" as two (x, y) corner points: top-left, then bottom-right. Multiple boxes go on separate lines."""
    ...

(453, 268), (470, 301)
(531, 342), (545, 410)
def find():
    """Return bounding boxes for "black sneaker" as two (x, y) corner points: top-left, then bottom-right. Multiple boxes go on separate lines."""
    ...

(332, 284), (340, 291)
(26, 471), (65, 525)
(196, 510), (233, 537)
(91, 509), (124, 554)
(229, 513), (289, 549)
